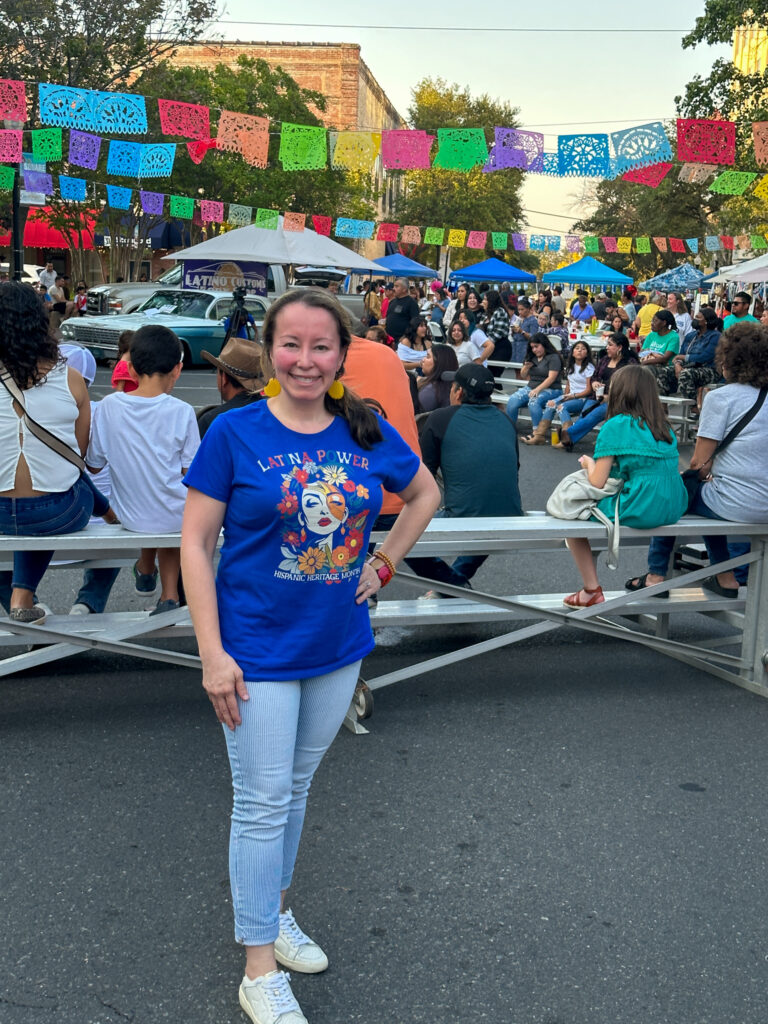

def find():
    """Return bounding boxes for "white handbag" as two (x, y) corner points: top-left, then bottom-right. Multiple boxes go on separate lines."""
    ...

(546, 469), (624, 569)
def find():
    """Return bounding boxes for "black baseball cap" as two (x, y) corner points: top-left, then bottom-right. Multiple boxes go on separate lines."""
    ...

(443, 362), (500, 397)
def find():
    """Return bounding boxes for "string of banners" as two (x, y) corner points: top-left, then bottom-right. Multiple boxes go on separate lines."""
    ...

(2, 166), (763, 256)
(3, 78), (768, 189)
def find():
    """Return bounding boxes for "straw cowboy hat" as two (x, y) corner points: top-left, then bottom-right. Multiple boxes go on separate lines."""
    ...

(200, 336), (265, 392)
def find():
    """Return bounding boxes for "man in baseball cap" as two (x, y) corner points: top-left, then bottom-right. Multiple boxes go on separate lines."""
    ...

(405, 359), (522, 596)
(442, 362), (499, 401)
(197, 336), (265, 437)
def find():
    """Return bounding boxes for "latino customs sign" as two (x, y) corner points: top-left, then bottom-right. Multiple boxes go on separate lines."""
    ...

(182, 259), (268, 295)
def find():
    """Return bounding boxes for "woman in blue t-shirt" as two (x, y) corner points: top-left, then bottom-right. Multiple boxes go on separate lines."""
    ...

(181, 289), (439, 1024)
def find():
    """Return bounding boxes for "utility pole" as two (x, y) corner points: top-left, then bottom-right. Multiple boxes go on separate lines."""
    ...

(10, 168), (23, 281)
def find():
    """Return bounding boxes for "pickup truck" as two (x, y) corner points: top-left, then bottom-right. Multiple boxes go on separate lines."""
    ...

(86, 262), (365, 321)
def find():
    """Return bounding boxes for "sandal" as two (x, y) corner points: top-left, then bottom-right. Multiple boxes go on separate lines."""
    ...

(563, 585), (604, 608)
(701, 576), (739, 599)
(624, 572), (669, 598)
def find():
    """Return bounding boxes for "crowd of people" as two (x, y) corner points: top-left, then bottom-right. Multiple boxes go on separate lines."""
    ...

(1, 271), (767, 1024)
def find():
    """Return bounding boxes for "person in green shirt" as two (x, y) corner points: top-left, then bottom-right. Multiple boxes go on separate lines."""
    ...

(723, 291), (758, 331)
(557, 363), (687, 608)
(639, 309), (680, 390)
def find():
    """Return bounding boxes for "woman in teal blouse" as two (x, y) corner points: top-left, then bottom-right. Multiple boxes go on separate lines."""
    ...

(562, 364), (687, 607)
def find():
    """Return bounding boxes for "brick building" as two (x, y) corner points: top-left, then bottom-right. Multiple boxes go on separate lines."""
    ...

(171, 41), (404, 134)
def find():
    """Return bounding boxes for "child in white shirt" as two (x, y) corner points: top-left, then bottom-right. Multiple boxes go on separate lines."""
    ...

(87, 325), (200, 615)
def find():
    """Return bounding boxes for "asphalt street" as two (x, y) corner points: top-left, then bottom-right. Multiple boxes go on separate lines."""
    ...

(2, 370), (767, 1024)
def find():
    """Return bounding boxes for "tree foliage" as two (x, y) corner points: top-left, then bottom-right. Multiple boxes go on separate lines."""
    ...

(677, 1), (768, 143)
(136, 58), (376, 220)
(673, 1), (768, 250)
(394, 78), (534, 271)
(574, 0), (768, 275)
(0, 0), (217, 90)
(1, 0), (217, 278)
(572, 153), (728, 277)
(85, 57), (376, 281)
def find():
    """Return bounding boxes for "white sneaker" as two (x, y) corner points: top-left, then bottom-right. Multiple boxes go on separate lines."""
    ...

(69, 603), (91, 615)
(239, 970), (307, 1024)
(274, 909), (329, 974)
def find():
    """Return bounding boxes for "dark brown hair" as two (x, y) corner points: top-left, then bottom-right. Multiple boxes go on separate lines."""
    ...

(606, 364), (674, 443)
(0, 281), (60, 388)
(261, 289), (383, 449)
(418, 343), (458, 407)
(717, 321), (768, 387)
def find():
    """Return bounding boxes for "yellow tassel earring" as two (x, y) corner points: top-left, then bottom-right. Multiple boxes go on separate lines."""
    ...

(264, 377), (281, 397)
(327, 378), (344, 400)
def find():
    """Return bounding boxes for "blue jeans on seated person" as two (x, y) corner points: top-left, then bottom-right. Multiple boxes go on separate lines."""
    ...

(404, 508), (486, 590)
(565, 399), (607, 444)
(540, 397), (587, 426)
(505, 387), (562, 426)
(647, 480), (732, 578)
(74, 566), (121, 613)
(0, 477), (95, 604)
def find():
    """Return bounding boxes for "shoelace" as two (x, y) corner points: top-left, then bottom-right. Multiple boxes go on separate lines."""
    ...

(263, 972), (299, 1015)
(279, 909), (309, 947)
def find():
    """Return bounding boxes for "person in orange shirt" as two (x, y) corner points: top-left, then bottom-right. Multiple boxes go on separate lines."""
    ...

(342, 334), (421, 531)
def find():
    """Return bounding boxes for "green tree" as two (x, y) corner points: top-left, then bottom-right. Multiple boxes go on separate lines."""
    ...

(393, 78), (535, 272)
(572, 152), (728, 278)
(675, 1), (768, 243)
(1, 0), (217, 89)
(0, 0), (217, 278)
(87, 57), (376, 281)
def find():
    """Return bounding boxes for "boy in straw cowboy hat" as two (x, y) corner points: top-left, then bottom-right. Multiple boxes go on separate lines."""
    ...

(197, 336), (266, 438)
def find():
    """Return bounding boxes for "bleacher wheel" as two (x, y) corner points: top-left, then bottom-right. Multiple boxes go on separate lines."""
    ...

(353, 680), (374, 720)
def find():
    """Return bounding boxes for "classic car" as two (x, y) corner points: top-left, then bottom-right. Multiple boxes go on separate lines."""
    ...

(60, 288), (270, 365)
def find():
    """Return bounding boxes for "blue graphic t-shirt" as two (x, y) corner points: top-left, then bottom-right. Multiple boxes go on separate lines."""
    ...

(183, 401), (420, 681)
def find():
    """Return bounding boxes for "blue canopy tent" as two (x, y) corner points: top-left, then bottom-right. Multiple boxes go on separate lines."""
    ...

(638, 263), (704, 291)
(541, 255), (633, 287)
(370, 253), (438, 278)
(448, 256), (536, 283)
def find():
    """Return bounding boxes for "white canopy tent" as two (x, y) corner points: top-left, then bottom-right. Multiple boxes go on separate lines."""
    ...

(718, 252), (768, 283)
(163, 217), (384, 272)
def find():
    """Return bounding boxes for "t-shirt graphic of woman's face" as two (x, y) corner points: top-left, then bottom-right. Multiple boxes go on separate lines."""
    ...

(299, 483), (348, 541)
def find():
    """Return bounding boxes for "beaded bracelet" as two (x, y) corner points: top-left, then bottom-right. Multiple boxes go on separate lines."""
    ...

(370, 549), (396, 577)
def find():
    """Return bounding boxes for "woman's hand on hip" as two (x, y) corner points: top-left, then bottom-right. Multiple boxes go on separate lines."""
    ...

(201, 650), (248, 730)
(355, 560), (382, 605)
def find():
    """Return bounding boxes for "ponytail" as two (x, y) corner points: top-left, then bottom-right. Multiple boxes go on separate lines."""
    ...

(325, 383), (383, 449)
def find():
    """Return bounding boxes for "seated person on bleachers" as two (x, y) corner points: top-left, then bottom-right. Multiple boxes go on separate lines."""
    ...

(0, 283), (110, 623)
(406, 363), (522, 596)
(196, 336), (265, 438)
(649, 306), (722, 410)
(627, 322), (768, 598)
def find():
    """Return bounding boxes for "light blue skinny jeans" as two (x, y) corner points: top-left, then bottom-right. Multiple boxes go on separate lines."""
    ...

(540, 397), (588, 426)
(223, 660), (361, 945)
(505, 386), (563, 427)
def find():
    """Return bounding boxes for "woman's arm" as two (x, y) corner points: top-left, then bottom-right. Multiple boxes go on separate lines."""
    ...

(689, 436), (719, 478)
(474, 338), (495, 364)
(356, 463), (440, 603)
(642, 345), (676, 365)
(529, 369), (560, 398)
(68, 368), (91, 455)
(519, 361), (532, 380)
(181, 488), (248, 730)
(578, 454), (614, 487)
